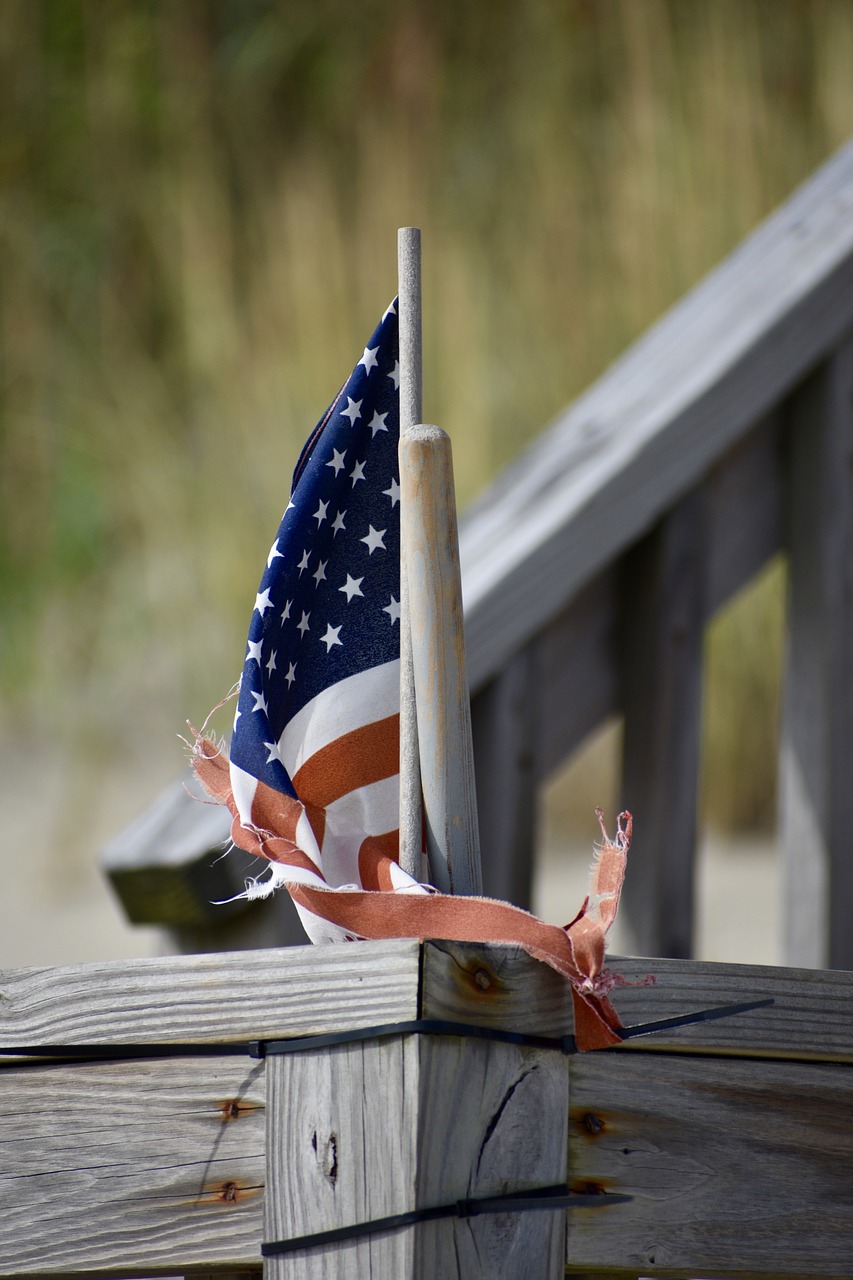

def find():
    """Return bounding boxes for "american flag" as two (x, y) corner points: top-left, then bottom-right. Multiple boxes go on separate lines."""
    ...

(191, 299), (635, 1049)
(224, 299), (424, 940)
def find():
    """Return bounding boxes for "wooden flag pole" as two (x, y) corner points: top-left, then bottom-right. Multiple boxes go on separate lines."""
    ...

(397, 227), (425, 881)
(397, 226), (482, 895)
(400, 424), (483, 894)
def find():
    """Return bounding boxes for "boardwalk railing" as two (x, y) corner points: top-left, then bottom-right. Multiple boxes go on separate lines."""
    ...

(465, 136), (853, 968)
(2, 940), (851, 1279)
(104, 138), (853, 967)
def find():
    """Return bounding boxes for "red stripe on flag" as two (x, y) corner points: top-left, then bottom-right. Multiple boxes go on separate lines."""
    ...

(292, 714), (400, 810)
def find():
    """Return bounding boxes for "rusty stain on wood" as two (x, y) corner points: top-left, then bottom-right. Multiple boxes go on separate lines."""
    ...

(218, 1097), (260, 1122)
(191, 1179), (264, 1207)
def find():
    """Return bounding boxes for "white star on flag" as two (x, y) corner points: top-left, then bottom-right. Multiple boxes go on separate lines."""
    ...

(361, 525), (386, 554)
(321, 623), (343, 652)
(341, 397), (362, 425)
(359, 345), (379, 373)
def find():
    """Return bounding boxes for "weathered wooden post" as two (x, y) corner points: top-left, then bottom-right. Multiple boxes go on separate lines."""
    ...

(263, 942), (569, 1280)
(396, 226), (482, 894)
(397, 226), (425, 882)
(779, 337), (853, 969)
(400, 423), (482, 895)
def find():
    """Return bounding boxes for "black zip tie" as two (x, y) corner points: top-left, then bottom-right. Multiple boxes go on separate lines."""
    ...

(250, 1018), (577, 1059)
(0, 997), (773, 1068)
(0, 1020), (571, 1068)
(261, 1184), (632, 1257)
(616, 997), (774, 1042)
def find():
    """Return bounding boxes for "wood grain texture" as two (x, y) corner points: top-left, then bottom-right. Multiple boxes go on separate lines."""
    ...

(413, 1034), (567, 1278)
(400, 425), (482, 896)
(618, 492), (707, 958)
(265, 1028), (568, 1279)
(417, 946), (567, 1273)
(1, 945), (852, 1279)
(265, 1035), (421, 1279)
(606, 954), (853, 1062)
(460, 138), (853, 692)
(0, 1057), (266, 1277)
(420, 940), (574, 1039)
(565, 1051), (853, 1278)
(779, 341), (853, 969)
(0, 939), (421, 1049)
(265, 940), (572, 1278)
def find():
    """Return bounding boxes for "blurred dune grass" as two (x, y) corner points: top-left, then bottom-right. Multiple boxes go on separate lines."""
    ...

(2, 0), (853, 845)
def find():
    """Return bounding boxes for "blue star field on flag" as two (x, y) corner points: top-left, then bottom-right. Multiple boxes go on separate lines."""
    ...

(230, 302), (401, 799)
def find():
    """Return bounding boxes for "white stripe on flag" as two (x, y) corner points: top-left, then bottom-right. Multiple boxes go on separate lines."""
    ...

(319, 774), (401, 886)
(277, 658), (400, 775)
(230, 762), (259, 829)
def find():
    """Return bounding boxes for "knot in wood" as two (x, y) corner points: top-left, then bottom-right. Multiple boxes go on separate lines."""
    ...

(473, 967), (492, 991)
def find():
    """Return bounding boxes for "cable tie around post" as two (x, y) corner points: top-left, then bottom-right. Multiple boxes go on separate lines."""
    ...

(0, 998), (773, 1068)
(261, 1184), (631, 1257)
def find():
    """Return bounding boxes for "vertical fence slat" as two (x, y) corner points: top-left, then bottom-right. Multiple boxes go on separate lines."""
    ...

(618, 491), (707, 958)
(779, 338), (853, 969)
(471, 646), (539, 908)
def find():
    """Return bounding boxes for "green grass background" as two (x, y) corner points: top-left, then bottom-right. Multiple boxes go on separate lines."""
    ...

(2, 0), (852, 844)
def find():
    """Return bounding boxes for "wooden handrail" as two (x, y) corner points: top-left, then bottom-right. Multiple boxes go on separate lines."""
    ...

(460, 137), (853, 689)
(469, 138), (853, 970)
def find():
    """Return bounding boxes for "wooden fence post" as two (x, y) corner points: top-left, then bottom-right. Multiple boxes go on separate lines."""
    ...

(263, 941), (570, 1279)
(471, 646), (539, 908)
(779, 337), (853, 969)
(618, 490), (707, 958)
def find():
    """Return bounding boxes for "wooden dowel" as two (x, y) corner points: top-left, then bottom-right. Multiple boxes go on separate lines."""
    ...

(398, 227), (422, 430)
(400, 425), (482, 895)
(398, 227), (424, 880)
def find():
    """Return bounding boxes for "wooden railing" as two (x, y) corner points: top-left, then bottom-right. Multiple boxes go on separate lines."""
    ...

(103, 138), (853, 968)
(3, 940), (851, 1279)
(466, 136), (853, 968)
